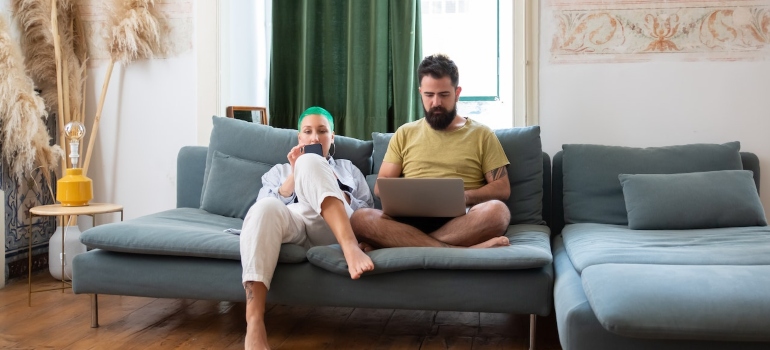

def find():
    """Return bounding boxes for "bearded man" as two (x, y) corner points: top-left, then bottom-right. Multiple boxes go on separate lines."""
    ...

(351, 54), (512, 250)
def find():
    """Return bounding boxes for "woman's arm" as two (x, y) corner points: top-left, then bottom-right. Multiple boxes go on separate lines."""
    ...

(257, 163), (296, 204)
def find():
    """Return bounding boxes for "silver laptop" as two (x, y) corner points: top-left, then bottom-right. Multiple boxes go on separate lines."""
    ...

(377, 178), (466, 217)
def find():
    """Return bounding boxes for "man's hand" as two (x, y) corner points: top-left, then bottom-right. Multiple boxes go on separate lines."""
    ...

(464, 166), (510, 206)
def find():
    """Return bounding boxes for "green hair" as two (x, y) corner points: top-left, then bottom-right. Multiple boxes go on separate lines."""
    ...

(297, 106), (334, 131)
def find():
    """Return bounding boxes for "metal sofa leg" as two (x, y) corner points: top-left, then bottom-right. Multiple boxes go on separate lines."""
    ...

(91, 294), (99, 328)
(529, 314), (537, 350)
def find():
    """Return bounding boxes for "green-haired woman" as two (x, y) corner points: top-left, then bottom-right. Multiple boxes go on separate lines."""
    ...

(240, 106), (374, 350)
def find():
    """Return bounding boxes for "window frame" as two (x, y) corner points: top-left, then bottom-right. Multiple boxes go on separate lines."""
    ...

(419, 0), (539, 127)
(514, 0), (539, 126)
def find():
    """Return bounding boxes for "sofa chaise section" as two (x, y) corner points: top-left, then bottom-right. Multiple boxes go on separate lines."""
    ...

(551, 142), (770, 349)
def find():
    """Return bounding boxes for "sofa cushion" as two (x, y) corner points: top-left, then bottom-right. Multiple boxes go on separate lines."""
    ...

(80, 208), (307, 263)
(561, 223), (770, 274)
(201, 116), (374, 208)
(619, 170), (767, 230)
(495, 126), (543, 225)
(372, 132), (392, 174)
(365, 174), (381, 209)
(200, 151), (273, 219)
(306, 224), (552, 275)
(371, 126), (544, 225)
(582, 263), (770, 341)
(329, 134), (374, 176)
(561, 142), (743, 225)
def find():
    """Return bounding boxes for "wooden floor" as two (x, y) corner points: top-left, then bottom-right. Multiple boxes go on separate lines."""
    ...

(0, 273), (562, 349)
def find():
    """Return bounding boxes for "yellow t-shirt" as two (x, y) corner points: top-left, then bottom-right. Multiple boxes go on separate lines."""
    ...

(383, 118), (509, 190)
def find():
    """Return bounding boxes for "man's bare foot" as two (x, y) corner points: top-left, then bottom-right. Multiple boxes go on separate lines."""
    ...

(470, 236), (510, 249)
(245, 318), (270, 350)
(358, 241), (376, 252)
(343, 246), (375, 279)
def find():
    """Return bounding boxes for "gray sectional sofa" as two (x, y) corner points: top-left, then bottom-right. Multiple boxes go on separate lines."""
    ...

(551, 142), (770, 349)
(72, 116), (554, 349)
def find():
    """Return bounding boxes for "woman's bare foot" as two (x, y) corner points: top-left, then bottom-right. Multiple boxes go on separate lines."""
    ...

(342, 246), (375, 279)
(470, 236), (510, 249)
(245, 318), (270, 350)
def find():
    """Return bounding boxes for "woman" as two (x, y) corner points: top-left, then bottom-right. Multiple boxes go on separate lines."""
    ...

(240, 106), (374, 350)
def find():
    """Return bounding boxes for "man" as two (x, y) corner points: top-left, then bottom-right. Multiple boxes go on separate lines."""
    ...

(350, 54), (511, 249)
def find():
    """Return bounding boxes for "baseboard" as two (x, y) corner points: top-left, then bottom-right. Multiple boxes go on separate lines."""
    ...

(7, 253), (49, 282)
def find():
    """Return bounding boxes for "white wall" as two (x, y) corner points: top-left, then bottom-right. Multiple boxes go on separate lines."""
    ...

(196, 0), (219, 146)
(84, 52), (197, 224)
(538, 7), (770, 218)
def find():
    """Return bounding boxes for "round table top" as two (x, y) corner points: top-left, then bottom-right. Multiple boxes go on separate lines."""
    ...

(30, 203), (123, 216)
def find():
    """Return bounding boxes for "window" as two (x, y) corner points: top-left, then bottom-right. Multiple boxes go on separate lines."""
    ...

(420, 0), (537, 128)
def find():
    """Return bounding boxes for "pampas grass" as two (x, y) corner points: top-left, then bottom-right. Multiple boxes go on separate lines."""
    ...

(13, 0), (57, 114)
(108, 0), (164, 64)
(13, 0), (86, 121)
(0, 14), (63, 182)
(14, 0), (88, 174)
(83, 0), (164, 174)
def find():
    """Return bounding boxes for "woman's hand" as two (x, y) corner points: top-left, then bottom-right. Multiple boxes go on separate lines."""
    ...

(287, 144), (305, 170)
(278, 144), (305, 198)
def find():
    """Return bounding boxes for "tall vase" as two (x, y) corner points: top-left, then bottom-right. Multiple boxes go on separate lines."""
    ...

(48, 225), (86, 281)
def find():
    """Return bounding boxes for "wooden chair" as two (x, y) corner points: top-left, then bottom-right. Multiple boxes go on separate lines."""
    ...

(225, 106), (268, 125)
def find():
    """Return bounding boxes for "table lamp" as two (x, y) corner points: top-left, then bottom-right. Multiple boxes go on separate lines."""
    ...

(56, 121), (93, 206)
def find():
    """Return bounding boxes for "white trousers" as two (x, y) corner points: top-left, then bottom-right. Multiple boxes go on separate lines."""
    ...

(240, 154), (353, 289)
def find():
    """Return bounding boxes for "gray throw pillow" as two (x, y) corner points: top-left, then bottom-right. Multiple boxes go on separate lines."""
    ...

(201, 117), (297, 206)
(619, 170), (767, 230)
(562, 142), (743, 225)
(200, 151), (273, 218)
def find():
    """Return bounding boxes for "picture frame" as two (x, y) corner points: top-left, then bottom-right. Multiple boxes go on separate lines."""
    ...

(225, 106), (268, 125)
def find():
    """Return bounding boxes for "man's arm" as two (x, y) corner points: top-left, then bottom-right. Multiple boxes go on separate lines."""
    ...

(464, 166), (510, 206)
(374, 161), (402, 197)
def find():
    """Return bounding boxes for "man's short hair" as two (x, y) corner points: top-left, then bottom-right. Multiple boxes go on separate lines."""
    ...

(418, 54), (459, 88)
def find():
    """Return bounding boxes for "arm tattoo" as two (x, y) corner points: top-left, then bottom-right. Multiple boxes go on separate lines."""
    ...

(490, 166), (508, 181)
(245, 281), (254, 303)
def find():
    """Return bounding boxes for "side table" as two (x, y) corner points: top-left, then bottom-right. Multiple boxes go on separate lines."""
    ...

(28, 203), (123, 306)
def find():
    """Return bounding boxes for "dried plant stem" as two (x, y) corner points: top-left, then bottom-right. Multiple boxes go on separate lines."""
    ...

(62, 42), (70, 123)
(51, 0), (66, 173)
(79, 69), (86, 163)
(83, 58), (115, 176)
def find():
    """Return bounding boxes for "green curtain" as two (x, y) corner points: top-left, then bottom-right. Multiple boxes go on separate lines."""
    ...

(269, 0), (423, 139)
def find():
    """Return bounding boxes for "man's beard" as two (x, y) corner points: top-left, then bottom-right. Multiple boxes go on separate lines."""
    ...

(424, 106), (457, 130)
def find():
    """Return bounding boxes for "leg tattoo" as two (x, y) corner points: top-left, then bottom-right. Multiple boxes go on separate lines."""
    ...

(245, 281), (254, 303)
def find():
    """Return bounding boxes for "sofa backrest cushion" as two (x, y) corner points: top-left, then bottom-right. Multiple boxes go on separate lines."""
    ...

(371, 125), (545, 225)
(200, 116), (373, 218)
(330, 135), (374, 176)
(561, 142), (743, 225)
(200, 151), (274, 218)
(620, 170), (767, 229)
(177, 146), (207, 208)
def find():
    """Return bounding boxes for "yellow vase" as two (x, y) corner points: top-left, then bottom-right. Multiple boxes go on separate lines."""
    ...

(56, 168), (93, 206)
